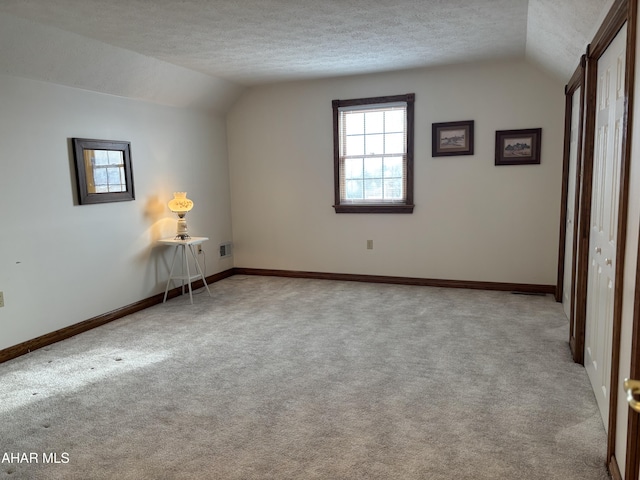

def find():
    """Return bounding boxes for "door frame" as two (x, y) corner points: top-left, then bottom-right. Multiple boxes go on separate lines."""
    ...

(626, 225), (640, 476)
(569, 0), (636, 476)
(623, 4), (640, 479)
(557, 55), (586, 364)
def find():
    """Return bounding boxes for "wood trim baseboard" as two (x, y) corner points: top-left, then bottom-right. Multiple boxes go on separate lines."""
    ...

(232, 267), (556, 294)
(0, 269), (235, 365)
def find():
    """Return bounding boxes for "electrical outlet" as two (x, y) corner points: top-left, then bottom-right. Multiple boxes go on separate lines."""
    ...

(197, 244), (203, 254)
(367, 240), (374, 250)
(0, 291), (4, 308)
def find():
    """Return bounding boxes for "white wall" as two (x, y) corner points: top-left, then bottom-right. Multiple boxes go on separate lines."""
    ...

(0, 12), (243, 112)
(0, 74), (234, 350)
(227, 60), (565, 285)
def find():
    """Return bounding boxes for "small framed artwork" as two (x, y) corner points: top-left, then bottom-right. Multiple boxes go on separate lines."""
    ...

(495, 128), (542, 165)
(432, 120), (474, 157)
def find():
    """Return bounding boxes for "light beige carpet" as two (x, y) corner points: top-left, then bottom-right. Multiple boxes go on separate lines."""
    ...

(0, 276), (609, 479)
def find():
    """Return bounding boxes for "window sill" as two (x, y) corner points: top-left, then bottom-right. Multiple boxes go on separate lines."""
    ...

(333, 204), (415, 214)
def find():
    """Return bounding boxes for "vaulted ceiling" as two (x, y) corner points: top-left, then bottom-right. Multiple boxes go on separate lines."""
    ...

(0, 0), (611, 87)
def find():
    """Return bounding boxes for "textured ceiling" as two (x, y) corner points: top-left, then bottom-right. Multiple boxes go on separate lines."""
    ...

(0, 0), (610, 87)
(527, 0), (611, 80)
(0, 0), (610, 85)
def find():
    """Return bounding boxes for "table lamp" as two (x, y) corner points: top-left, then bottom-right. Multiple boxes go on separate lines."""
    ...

(168, 192), (194, 239)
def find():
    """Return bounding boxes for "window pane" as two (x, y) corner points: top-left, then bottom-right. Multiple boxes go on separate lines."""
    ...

(107, 151), (124, 166)
(94, 168), (107, 185)
(364, 179), (382, 199)
(384, 179), (403, 199)
(365, 134), (384, 155)
(384, 133), (404, 154)
(345, 112), (364, 135)
(345, 179), (363, 199)
(365, 111), (384, 134)
(107, 167), (122, 185)
(95, 185), (109, 193)
(383, 157), (404, 178)
(345, 158), (363, 179)
(346, 135), (365, 156)
(364, 157), (382, 179)
(385, 110), (405, 133)
(93, 150), (110, 166)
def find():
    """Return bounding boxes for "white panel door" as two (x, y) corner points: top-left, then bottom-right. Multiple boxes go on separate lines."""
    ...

(584, 24), (627, 431)
(563, 86), (582, 319)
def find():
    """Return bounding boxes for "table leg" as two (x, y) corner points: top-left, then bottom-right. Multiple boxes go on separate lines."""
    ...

(189, 244), (212, 297)
(185, 244), (193, 304)
(163, 245), (180, 303)
(180, 245), (187, 295)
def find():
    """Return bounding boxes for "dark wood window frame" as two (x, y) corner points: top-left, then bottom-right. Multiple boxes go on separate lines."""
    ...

(332, 93), (415, 214)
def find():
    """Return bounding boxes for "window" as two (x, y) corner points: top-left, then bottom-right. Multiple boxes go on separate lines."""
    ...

(332, 93), (414, 213)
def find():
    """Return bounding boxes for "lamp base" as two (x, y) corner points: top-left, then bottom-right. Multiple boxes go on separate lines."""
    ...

(175, 215), (190, 240)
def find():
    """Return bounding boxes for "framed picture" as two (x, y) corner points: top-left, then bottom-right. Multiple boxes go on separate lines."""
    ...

(72, 138), (135, 205)
(495, 128), (542, 165)
(432, 120), (474, 157)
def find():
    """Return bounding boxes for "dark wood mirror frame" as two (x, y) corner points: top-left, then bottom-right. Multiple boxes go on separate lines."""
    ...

(72, 138), (135, 205)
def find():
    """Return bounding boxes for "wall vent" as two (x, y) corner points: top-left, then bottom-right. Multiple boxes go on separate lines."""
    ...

(219, 242), (233, 258)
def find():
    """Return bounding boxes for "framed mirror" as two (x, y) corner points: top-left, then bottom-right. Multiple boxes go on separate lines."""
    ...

(72, 138), (135, 205)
